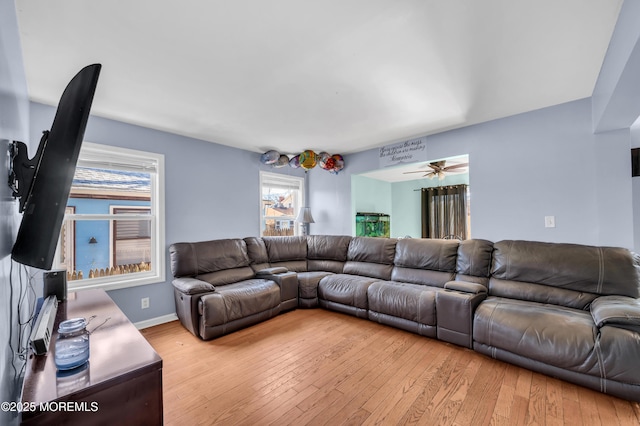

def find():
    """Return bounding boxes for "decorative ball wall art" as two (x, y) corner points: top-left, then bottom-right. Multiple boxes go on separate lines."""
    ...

(259, 149), (344, 174)
(299, 150), (317, 170)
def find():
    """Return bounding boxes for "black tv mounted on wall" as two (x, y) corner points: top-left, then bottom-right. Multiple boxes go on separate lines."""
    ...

(8, 64), (101, 270)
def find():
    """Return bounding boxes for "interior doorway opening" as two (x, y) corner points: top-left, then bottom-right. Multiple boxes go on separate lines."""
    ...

(352, 154), (469, 239)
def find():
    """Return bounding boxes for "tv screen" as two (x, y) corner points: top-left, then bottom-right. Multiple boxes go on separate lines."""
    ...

(11, 64), (101, 270)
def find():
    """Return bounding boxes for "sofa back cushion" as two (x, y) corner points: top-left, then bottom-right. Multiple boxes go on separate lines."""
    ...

(455, 239), (494, 286)
(488, 277), (599, 310)
(307, 235), (351, 273)
(390, 238), (458, 287)
(170, 239), (255, 285)
(343, 237), (397, 280)
(196, 268), (256, 287)
(490, 240), (640, 307)
(244, 237), (270, 272)
(263, 236), (308, 272)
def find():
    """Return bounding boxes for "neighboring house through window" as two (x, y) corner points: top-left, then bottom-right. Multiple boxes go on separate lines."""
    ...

(57, 142), (165, 291)
(260, 171), (304, 236)
(111, 206), (152, 267)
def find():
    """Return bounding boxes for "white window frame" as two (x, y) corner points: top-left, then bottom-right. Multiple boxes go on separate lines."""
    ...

(259, 171), (305, 236)
(56, 142), (166, 291)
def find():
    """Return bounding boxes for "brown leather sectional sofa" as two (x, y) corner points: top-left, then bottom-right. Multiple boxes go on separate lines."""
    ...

(169, 235), (640, 402)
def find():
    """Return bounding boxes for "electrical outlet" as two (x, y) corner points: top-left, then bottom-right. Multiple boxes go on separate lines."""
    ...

(141, 297), (150, 309)
(544, 216), (556, 228)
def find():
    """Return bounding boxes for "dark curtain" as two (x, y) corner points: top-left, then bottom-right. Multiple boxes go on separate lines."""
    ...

(421, 184), (468, 239)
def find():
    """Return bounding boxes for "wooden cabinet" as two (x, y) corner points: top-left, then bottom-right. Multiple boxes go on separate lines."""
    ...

(21, 289), (163, 425)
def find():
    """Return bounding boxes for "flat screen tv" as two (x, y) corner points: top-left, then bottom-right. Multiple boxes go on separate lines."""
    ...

(10, 64), (101, 270)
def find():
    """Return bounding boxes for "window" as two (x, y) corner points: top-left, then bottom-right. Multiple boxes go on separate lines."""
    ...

(260, 171), (304, 236)
(56, 142), (165, 291)
(111, 206), (152, 266)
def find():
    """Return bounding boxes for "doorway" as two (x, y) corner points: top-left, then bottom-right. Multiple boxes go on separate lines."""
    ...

(352, 154), (469, 238)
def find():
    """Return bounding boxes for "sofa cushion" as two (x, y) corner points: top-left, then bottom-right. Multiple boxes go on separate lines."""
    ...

(391, 238), (459, 287)
(367, 281), (440, 326)
(263, 236), (308, 272)
(456, 239), (493, 279)
(197, 267), (256, 287)
(263, 236), (308, 262)
(307, 260), (344, 274)
(244, 237), (270, 271)
(390, 267), (454, 288)
(318, 274), (379, 310)
(307, 235), (350, 273)
(488, 278), (599, 310)
(391, 239), (457, 287)
(346, 236), (396, 264)
(474, 297), (600, 375)
(307, 235), (351, 261)
(492, 240), (640, 298)
(343, 237), (397, 280)
(596, 325), (640, 385)
(591, 295), (640, 329)
(343, 262), (393, 281)
(394, 238), (458, 271)
(170, 239), (250, 278)
(199, 279), (280, 326)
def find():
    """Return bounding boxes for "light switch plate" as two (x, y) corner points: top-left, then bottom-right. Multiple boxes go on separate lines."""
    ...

(544, 216), (556, 228)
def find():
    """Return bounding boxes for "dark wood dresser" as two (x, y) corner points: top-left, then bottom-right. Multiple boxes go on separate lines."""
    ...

(20, 289), (163, 425)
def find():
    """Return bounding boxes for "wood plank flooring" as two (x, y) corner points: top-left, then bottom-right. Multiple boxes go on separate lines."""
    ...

(141, 309), (640, 425)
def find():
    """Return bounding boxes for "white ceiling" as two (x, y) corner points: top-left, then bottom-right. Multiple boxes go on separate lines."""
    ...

(16, 1), (623, 155)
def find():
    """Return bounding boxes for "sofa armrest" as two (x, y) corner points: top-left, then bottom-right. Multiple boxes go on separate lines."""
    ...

(255, 266), (289, 276)
(444, 280), (487, 294)
(255, 269), (298, 309)
(591, 295), (640, 329)
(436, 289), (487, 349)
(172, 277), (215, 295)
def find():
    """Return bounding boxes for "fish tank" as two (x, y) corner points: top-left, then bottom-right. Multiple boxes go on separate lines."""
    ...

(356, 212), (390, 238)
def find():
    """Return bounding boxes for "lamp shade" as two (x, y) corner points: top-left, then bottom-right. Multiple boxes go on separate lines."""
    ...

(295, 207), (315, 223)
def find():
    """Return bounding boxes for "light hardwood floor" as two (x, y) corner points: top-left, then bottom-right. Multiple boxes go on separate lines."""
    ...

(141, 309), (640, 425)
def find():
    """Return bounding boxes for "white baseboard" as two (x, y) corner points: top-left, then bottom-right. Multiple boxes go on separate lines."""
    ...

(134, 313), (179, 330)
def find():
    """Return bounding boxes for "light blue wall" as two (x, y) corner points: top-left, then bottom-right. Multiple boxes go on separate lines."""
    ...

(351, 175), (391, 235)
(1, 1), (31, 425)
(592, 0), (640, 253)
(309, 148), (378, 236)
(592, 0), (640, 132)
(314, 98), (634, 249)
(29, 102), (306, 324)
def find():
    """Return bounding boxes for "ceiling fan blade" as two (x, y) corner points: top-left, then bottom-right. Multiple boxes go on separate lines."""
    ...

(443, 163), (469, 171)
(402, 170), (431, 174)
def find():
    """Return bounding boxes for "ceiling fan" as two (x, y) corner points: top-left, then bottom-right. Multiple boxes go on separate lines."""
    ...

(403, 160), (469, 180)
